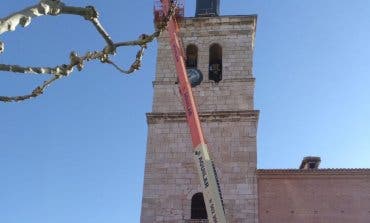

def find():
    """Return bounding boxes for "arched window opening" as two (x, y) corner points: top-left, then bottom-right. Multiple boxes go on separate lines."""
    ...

(191, 193), (208, 219)
(209, 43), (222, 83)
(186, 44), (198, 68)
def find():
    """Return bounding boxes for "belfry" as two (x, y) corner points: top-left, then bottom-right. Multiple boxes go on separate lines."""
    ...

(140, 0), (258, 222)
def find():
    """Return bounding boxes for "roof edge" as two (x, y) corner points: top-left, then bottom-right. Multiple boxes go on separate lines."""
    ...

(257, 168), (370, 176)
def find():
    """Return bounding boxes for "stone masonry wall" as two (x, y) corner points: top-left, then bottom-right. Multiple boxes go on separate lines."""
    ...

(152, 80), (255, 113)
(141, 15), (258, 223)
(152, 16), (257, 113)
(141, 112), (258, 222)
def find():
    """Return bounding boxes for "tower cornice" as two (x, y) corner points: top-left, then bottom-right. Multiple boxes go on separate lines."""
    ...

(147, 110), (259, 124)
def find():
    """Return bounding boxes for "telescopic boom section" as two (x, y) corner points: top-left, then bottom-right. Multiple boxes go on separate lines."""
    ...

(157, 1), (227, 222)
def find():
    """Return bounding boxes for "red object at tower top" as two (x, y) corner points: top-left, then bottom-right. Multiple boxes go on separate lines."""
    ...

(154, 0), (184, 23)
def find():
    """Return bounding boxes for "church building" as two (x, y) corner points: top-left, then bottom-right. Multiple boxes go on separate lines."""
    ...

(140, 1), (370, 222)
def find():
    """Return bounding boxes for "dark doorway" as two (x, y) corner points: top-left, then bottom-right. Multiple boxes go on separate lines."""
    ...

(191, 192), (208, 219)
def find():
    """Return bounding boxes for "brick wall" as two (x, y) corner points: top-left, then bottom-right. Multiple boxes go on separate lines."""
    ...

(257, 169), (370, 223)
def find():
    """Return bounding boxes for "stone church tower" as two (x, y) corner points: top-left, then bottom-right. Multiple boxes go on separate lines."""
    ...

(141, 1), (258, 222)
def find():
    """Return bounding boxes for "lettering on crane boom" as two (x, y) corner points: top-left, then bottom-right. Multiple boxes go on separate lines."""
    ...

(195, 148), (225, 223)
(209, 200), (218, 223)
(198, 156), (209, 188)
(195, 150), (209, 188)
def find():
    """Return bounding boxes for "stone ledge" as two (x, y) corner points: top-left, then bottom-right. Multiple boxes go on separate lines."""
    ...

(183, 15), (257, 26)
(147, 110), (259, 124)
(184, 220), (208, 223)
(181, 30), (254, 37)
(153, 78), (255, 86)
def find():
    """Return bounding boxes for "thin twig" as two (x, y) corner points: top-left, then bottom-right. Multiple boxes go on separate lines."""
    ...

(105, 46), (146, 74)
(0, 75), (60, 102)
(113, 3), (176, 48)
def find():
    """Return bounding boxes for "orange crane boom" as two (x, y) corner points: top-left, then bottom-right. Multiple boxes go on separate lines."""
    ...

(158, 1), (227, 222)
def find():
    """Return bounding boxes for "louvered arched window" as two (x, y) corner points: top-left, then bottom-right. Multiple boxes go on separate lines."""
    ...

(209, 43), (222, 83)
(186, 44), (198, 68)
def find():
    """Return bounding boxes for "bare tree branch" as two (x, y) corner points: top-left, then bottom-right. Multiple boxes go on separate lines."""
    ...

(0, 41), (4, 54)
(105, 46), (146, 74)
(0, 64), (65, 75)
(0, 0), (177, 103)
(0, 1), (114, 52)
(0, 75), (60, 102)
(0, 0), (64, 35)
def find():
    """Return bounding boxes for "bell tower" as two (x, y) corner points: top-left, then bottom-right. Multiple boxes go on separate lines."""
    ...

(141, 1), (258, 222)
(196, 0), (220, 17)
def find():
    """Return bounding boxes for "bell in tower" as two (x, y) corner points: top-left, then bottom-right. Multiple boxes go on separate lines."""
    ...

(195, 0), (220, 17)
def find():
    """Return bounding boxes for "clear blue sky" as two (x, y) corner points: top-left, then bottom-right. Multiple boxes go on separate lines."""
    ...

(1, 0), (369, 222)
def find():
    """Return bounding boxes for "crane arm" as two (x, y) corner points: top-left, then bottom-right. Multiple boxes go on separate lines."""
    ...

(160, 1), (227, 222)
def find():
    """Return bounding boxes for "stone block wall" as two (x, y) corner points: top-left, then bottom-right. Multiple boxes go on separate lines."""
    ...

(152, 80), (255, 113)
(152, 16), (257, 113)
(141, 15), (259, 222)
(141, 112), (258, 222)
